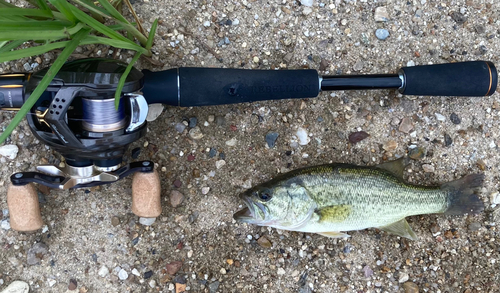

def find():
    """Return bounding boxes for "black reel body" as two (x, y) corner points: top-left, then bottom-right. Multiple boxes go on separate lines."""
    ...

(16, 58), (151, 188)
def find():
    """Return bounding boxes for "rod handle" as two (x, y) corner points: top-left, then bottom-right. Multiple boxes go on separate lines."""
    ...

(400, 61), (497, 97)
(142, 68), (320, 106)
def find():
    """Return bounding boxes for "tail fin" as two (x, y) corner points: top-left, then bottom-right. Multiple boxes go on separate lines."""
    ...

(441, 174), (485, 215)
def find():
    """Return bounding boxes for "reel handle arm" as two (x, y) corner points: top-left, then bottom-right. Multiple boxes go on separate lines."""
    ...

(142, 61), (497, 107)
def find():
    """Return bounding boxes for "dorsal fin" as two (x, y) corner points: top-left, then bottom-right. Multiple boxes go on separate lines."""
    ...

(376, 157), (409, 179)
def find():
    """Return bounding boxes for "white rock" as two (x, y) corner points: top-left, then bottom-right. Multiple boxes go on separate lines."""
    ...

(374, 7), (389, 22)
(225, 138), (237, 146)
(118, 269), (128, 280)
(139, 217), (156, 226)
(303, 7), (313, 15)
(398, 272), (409, 283)
(98, 266), (109, 277)
(277, 268), (286, 275)
(132, 268), (140, 277)
(232, 19), (240, 25)
(215, 160), (226, 169)
(0, 280), (29, 293)
(149, 280), (156, 288)
(407, 60), (415, 67)
(201, 187), (210, 195)
(1, 219), (10, 230)
(203, 21), (210, 27)
(146, 104), (164, 122)
(0, 145), (19, 160)
(168, 283), (175, 290)
(435, 113), (446, 122)
(296, 128), (310, 145)
(300, 0), (313, 7)
(490, 191), (500, 205)
(47, 279), (56, 287)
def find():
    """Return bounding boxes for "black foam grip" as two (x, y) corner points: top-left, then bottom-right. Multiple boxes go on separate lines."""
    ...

(400, 61), (497, 97)
(177, 68), (320, 106)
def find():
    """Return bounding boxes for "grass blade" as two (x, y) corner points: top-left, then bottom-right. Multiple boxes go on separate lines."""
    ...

(0, 8), (54, 18)
(70, 0), (111, 19)
(0, 41), (68, 62)
(69, 5), (136, 45)
(0, 28), (91, 144)
(81, 35), (148, 53)
(0, 20), (73, 30)
(114, 19), (156, 107)
(0, 0), (16, 8)
(114, 51), (141, 109)
(36, 0), (53, 14)
(97, 0), (127, 23)
(47, 0), (77, 23)
(0, 40), (25, 54)
(0, 22), (84, 41)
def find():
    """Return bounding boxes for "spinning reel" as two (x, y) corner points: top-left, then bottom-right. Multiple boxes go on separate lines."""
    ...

(1, 58), (497, 231)
(1, 59), (160, 231)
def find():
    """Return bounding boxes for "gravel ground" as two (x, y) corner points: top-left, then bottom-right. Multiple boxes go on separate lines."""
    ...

(1, 0), (500, 292)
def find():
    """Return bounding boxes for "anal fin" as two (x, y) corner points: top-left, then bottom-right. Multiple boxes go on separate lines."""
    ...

(378, 218), (418, 240)
(317, 231), (350, 238)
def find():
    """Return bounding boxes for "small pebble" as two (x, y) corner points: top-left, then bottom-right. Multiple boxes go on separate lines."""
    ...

(203, 20), (210, 27)
(201, 187), (210, 195)
(188, 127), (204, 140)
(98, 266), (109, 277)
(382, 140), (398, 151)
(476, 159), (486, 171)
(166, 261), (183, 275)
(225, 137), (237, 146)
(0, 145), (19, 160)
(374, 7), (389, 22)
(208, 281), (220, 293)
(435, 113), (446, 122)
(443, 133), (453, 147)
(170, 190), (184, 207)
(188, 117), (197, 128)
(422, 164), (435, 173)
(300, 0), (313, 6)
(208, 148), (217, 158)
(450, 12), (467, 24)
(277, 268), (286, 275)
(296, 128), (310, 145)
(118, 269), (128, 280)
(220, 268), (227, 274)
(23, 63), (31, 71)
(430, 223), (440, 234)
(144, 270), (153, 279)
(1, 219), (10, 230)
(132, 268), (140, 276)
(398, 272), (409, 283)
(265, 132), (279, 148)
(403, 281), (419, 293)
(450, 112), (461, 124)
(408, 147), (425, 160)
(139, 217), (156, 226)
(490, 191), (500, 205)
(375, 29), (390, 40)
(146, 104), (164, 122)
(215, 160), (226, 169)
(111, 216), (120, 227)
(348, 131), (370, 144)
(149, 280), (156, 288)
(68, 279), (77, 291)
(399, 117), (413, 133)
(257, 236), (272, 248)
(173, 179), (182, 188)
(0, 281), (29, 293)
(208, 115), (215, 122)
(363, 265), (373, 278)
(175, 123), (186, 133)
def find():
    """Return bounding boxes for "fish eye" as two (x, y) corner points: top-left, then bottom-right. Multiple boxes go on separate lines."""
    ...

(258, 192), (272, 201)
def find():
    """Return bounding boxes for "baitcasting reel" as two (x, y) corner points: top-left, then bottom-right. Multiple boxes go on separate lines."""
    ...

(1, 58), (497, 231)
(1, 59), (161, 231)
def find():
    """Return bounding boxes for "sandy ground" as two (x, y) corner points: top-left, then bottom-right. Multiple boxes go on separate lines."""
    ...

(1, 0), (500, 292)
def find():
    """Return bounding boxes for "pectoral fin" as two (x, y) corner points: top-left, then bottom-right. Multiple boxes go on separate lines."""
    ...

(378, 218), (418, 240)
(315, 205), (351, 223)
(317, 231), (350, 238)
(376, 157), (409, 179)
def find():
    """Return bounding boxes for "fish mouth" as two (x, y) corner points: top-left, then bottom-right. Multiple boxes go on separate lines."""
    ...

(233, 195), (264, 224)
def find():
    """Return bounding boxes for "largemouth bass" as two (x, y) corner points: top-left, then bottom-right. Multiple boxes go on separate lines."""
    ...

(233, 158), (484, 240)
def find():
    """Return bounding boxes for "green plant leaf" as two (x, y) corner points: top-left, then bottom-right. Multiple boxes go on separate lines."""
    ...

(114, 50), (141, 109)
(97, 0), (127, 23)
(113, 19), (156, 108)
(47, 0), (77, 23)
(36, 0), (53, 13)
(70, 0), (111, 19)
(0, 41), (66, 62)
(81, 35), (148, 53)
(0, 40), (25, 54)
(0, 8), (54, 18)
(0, 0), (17, 8)
(0, 27), (91, 144)
(0, 22), (84, 41)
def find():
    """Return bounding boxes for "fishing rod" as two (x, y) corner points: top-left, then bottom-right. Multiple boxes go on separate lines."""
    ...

(0, 58), (497, 231)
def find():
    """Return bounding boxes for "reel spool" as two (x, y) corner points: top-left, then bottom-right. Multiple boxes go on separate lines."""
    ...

(4, 59), (162, 230)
